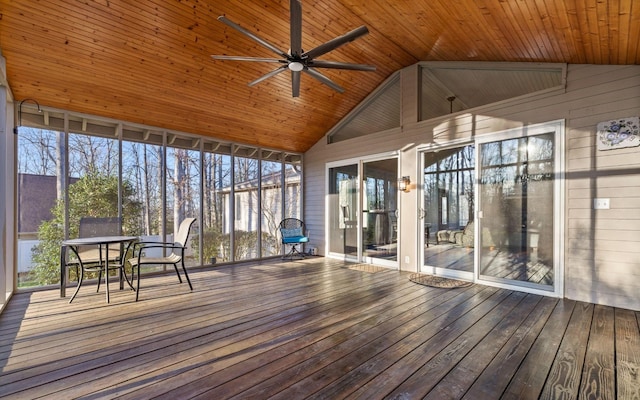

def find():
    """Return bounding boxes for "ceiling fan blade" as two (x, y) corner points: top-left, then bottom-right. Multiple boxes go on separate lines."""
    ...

(308, 60), (376, 71)
(302, 26), (369, 60)
(303, 68), (345, 93)
(290, 0), (303, 57)
(218, 16), (289, 59)
(247, 65), (288, 87)
(291, 70), (301, 97)
(212, 55), (284, 63)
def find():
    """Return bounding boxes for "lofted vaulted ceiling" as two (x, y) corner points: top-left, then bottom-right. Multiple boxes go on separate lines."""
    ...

(1, 0), (638, 153)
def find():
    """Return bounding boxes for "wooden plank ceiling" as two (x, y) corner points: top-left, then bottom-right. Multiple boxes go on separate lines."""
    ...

(1, 0), (638, 152)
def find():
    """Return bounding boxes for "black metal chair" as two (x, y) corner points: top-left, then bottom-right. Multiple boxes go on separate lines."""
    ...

(279, 218), (309, 259)
(129, 218), (195, 301)
(66, 217), (132, 303)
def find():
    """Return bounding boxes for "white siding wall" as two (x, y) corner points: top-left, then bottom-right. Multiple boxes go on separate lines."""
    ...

(304, 63), (640, 311)
(563, 65), (640, 311)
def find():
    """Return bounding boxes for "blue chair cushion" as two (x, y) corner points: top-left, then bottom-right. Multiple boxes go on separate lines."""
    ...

(282, 236), (309, 244)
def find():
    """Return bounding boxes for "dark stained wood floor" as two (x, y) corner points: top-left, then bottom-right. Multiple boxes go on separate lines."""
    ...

(1, 258), (639, 399)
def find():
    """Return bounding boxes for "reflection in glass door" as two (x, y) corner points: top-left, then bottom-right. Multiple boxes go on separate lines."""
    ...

(362, 159), (398, 265)
(478, 132), (555, 290)
(421, 145), (475, 279)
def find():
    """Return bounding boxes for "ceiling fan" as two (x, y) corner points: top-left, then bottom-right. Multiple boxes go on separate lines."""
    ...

(212, 0), (376, 97)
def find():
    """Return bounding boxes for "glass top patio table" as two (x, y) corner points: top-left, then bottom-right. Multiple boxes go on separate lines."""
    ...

(60, 235), (138, 303)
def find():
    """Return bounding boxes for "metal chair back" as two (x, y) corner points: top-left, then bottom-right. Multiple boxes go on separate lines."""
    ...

(76, 217), (121, 263)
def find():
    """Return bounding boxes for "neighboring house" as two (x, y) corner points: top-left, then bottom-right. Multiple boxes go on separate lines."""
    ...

(17, 174), (59, 236)
(18, 174), (81, 235)
(210, 167), (301, 259)
(221, 168), (301, 235)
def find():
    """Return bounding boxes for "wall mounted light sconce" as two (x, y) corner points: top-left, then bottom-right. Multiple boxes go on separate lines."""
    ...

(13, 98), (42, 134)
(398, 176), (411, 193)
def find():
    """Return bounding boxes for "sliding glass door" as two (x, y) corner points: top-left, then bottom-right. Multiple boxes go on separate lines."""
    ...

(327, 155), (399, 267)
(419, 121), (563, 295)
(421, 144), (475, 280)
(362, 159), (398, 265)
(328, 164), (359, 259)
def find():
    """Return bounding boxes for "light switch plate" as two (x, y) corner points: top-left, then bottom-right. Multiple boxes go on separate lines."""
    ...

(594, 198), (610, 209)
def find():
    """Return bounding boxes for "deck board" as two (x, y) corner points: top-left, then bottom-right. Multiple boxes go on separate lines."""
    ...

(540, 302), (593, 399)
(0, 258), (638, 399)
(461, 295), (559, 399)
(579, 305), (616, 400)
(422, 294), (544, 400)
(615, 308), (640, 399)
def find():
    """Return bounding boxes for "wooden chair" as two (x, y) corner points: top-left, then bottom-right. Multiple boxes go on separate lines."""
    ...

(129, 218), (195, 301)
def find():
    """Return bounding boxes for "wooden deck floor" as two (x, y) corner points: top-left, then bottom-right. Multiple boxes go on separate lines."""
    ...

(1, 258), (639, 399)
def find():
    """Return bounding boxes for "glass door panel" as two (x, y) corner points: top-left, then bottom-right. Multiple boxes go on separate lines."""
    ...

(328, 164), (359, 259)
(478, 133), (555, 290)
(362, 159), (398, 264)
(422, 145), (475, 279)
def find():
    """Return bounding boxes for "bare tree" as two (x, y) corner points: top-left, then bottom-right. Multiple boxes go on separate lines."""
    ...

(17, 128), (57, 175)
(63, 134), (119, 180)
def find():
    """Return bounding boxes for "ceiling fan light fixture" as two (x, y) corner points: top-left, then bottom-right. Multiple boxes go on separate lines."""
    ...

(213, 0), (375, 96)
(288, 61), (304, 71)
